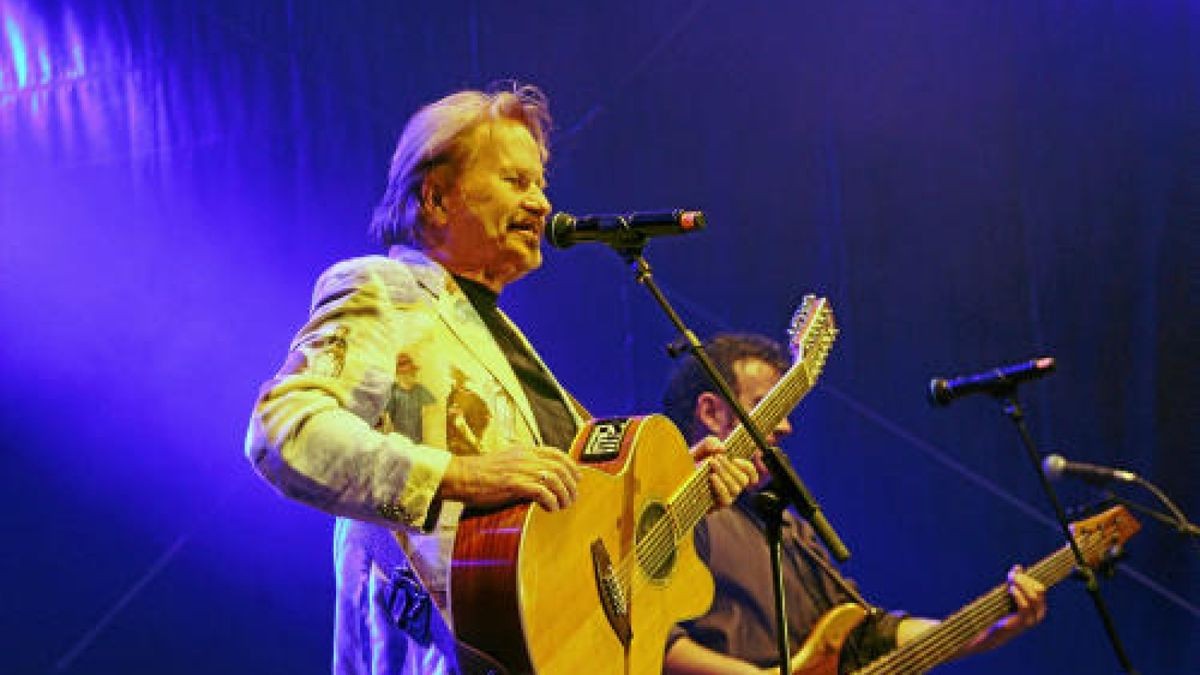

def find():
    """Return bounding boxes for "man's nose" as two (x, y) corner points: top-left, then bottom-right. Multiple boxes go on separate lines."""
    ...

(525, 186), (550, 217)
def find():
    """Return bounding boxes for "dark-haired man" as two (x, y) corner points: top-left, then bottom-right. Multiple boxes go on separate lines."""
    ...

(661, 333), (1046, 674)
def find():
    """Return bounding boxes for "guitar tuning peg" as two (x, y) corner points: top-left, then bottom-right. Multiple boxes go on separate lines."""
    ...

(1099, 544), (1129, 577)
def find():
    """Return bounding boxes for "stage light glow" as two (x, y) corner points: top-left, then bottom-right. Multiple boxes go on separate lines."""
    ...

(1, 3), (92, 101)
(4, 12), (29, 89)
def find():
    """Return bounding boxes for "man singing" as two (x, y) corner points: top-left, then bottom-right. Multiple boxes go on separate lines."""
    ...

(245, 83), (757, 674)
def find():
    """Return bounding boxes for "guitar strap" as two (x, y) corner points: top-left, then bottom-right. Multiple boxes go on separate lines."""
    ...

(793, 526), (872, 610)
(738, 497), (874, 611)
(357, 525), (465, 672)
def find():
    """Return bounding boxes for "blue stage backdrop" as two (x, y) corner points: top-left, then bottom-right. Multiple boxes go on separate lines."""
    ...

(2, 1), (1195, 672)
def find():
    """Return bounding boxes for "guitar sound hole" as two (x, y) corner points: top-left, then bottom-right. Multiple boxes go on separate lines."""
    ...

(635, 502), (676, 582)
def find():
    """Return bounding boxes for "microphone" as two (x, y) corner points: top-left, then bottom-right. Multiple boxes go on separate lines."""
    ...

(546, 210), (705, 249)
(927, 356), (1056, 406)
(1043, 454), (1138, 485)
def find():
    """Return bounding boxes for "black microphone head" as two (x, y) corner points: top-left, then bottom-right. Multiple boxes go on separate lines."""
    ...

(927, 378), (952, 406)
(546, 212), (578, 249)
(1042, 454), (1067, 481)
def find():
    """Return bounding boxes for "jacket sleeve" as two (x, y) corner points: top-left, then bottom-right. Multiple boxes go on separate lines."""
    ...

(245, 257), (451, 530)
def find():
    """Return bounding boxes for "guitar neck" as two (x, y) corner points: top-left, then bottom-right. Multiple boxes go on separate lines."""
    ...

(853, 539), (1095, 674)
(667, 355), (820, 537)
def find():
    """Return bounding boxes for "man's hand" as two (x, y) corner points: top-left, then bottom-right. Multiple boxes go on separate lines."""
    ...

(995, 565), (1048, 633)
(438, 446), (581, 512)
(956, 565), (1047, 657)
(691, 436), (759, 509)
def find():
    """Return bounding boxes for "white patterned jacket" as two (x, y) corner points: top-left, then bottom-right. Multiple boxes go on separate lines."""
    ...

(246, 245), (583, 673)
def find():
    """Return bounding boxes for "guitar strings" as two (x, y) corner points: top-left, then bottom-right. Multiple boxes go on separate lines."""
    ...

(607, 427), (1109, 672)
(857, 533), (1097, 674)
(596, 316), (835, 619)
(606, 368), (820, 608)
(866, 553), (1065, 674)
(622, 372), (806, 581)
(627, 355), (827, 592)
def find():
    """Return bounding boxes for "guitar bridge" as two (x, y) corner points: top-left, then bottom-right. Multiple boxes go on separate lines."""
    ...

(590, 539), (632, 646)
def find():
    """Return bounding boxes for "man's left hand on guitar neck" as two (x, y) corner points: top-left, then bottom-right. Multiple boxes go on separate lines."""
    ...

(691, 435), (760, 510)
(959, 565), (1047, 657)
(897, 565), (1048, 660)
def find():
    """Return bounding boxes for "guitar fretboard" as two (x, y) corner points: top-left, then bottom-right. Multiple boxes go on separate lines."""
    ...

(854, 508), (1134, 674)
(640, 300), (836, 571)
(667, 356), (820, 536)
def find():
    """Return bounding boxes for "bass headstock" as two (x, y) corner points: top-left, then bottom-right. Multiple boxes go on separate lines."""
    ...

(1070, 505), (1142, 569)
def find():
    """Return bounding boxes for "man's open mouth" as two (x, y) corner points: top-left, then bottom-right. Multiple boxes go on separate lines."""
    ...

(509, 221), (542, 238)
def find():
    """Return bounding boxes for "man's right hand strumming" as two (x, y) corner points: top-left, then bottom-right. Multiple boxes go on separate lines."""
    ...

(439, 446), (581, 512)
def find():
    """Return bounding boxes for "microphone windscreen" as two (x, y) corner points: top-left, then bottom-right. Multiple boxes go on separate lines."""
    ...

(1042, 454), (1067, 480)
(927, 378), (951, 406)
(546, 212), (577, 249)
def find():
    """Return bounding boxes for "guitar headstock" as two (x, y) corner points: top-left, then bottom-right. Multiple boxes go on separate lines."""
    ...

(1070, 505), (1142, 569)
(787, 295), (838, 376)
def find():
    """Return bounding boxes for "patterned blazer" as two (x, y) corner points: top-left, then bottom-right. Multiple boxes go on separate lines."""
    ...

(246, 245), (584, 673)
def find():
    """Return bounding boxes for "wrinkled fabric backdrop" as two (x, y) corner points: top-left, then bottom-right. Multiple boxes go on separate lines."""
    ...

(2, 1), (1196, 673)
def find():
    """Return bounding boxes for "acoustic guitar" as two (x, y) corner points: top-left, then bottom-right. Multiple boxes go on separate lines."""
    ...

(451, 296), (838, 674)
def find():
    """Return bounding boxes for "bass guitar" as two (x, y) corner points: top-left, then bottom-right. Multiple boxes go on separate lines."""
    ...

(788, 505), (1141, 675)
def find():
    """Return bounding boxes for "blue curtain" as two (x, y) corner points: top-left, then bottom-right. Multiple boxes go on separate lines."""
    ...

(2, 1), (1195, 672)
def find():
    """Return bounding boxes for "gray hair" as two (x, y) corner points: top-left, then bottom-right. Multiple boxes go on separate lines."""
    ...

(369, 82), (552, 248)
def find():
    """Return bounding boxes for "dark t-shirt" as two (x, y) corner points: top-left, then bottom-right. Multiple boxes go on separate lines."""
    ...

(676, 495), (904, 673)
(455, 276), (578, 451)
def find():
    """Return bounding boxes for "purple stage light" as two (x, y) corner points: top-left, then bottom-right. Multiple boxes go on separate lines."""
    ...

(3, 12), (30, 89)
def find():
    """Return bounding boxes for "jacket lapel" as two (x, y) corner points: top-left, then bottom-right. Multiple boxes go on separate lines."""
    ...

(392, 247), (544, 444)
(496, 309), (587, 429)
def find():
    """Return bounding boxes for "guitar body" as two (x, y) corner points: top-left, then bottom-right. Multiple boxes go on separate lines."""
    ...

(789, 604), (868, 675)
(451, 415), (715, 674)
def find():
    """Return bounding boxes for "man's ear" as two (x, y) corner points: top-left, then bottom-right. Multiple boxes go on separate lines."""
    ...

(694, 391), (731, 437)
(419, 175), (449, 227)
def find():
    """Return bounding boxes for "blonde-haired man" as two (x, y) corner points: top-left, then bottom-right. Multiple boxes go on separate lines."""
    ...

(246, 83), (756, 673)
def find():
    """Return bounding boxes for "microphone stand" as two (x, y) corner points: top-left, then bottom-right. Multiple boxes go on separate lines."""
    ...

(1099, 490), (1200, 541)
(1126, 477), (1200, 545)
(751, 487), (793, 675)
(1075, 479), (1200, 556)
(614, 242), (850, 675)
(995, 387), (1138, 673)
